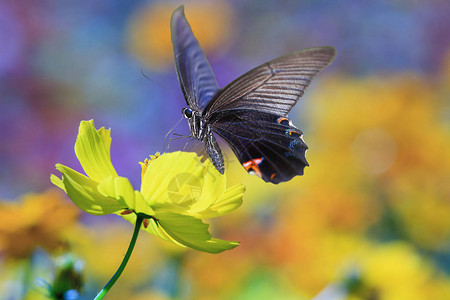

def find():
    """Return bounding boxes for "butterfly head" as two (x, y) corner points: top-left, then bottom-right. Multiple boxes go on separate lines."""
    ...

(182, 107), (193, 119)
(182, 107), (205, 140)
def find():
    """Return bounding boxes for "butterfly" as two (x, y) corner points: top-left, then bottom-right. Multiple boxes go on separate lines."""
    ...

(171, 6), (336, 184)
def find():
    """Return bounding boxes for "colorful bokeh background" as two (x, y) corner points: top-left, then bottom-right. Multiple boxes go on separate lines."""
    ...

(1, 0), (450, 299)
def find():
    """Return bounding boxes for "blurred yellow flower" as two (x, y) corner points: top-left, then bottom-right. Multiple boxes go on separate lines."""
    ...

(389, 175), (450, 250)
(127, 1), (235, 70)
(348, 242), (450, 300)
(0, 190), (79, 260)
(306, 75), (450, 179)
(302, 74), (450, 249)
(184, 246), (256, 299)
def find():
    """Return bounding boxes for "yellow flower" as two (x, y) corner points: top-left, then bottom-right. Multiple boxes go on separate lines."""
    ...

(305, 74), (450, 250)
(0, 190), (79, 260)
(347, 242), (450, 300)
(51, 120), (244, 253)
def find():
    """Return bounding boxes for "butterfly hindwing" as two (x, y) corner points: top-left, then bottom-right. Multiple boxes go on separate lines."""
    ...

(209, 109), (308, 183)
(201, 47), (335, 183)
(171, 6), (219, 110)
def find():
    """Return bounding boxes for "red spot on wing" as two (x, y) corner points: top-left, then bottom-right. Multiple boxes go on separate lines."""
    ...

(243, 158), (263, 178)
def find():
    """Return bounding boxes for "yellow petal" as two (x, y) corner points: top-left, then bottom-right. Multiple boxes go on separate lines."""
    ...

(97, 176), (154, 216)
(187, 159), (226, 215)
(197, 238), (240, 253)
(144, 217), (185, 246)
(75, 120), (118, 182)
(155, 211), (238, 253)
(98, 127), (112, 158)
(141, 152), (204, 209)
(133, 191), (155, 216)
(199, 184), (245, 218)
(50, 174), (66, 191)
(118, 212), (184, 248)
(96, 176), (129, 208)
(55, 164), (124, 215)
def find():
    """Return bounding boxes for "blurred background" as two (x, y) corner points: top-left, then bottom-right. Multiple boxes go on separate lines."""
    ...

(1, 0), (449, 299)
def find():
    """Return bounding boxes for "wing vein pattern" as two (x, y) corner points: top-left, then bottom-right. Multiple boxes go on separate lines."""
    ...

(205, 47), (336, 117)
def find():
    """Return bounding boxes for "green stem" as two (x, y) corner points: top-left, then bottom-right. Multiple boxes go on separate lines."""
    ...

(94, 215), (144, 300)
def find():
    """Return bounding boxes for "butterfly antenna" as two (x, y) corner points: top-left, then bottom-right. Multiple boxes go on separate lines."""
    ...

(163, 116), (185, 151)
(171, 132), (190, 137)
(140, 69), (180, 99)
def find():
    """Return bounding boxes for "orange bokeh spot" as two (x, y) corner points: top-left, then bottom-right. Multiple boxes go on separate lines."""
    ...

(127, 1), (235, 71)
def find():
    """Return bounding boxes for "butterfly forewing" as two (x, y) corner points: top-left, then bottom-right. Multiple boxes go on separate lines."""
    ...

(171, 6), (219, 110)
(204, 47), (336, 117)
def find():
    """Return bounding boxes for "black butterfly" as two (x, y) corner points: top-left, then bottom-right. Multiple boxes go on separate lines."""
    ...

(171, 6), (336, 184)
